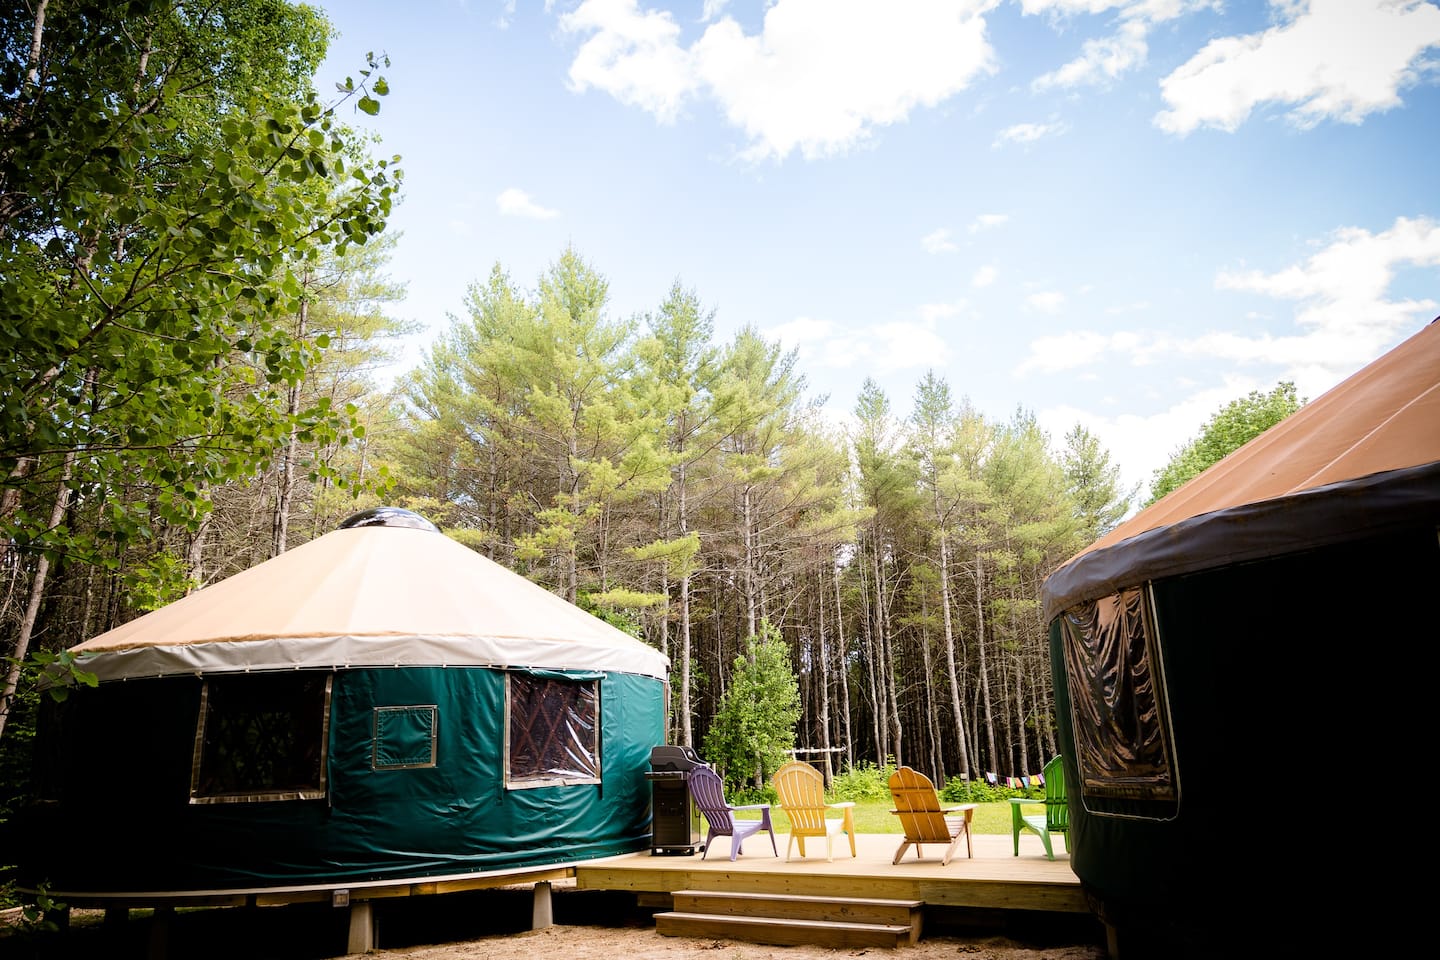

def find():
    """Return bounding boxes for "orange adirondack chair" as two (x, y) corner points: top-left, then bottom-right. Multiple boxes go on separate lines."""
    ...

(772, 761), (856, 861)
(888, 766), (976, 865)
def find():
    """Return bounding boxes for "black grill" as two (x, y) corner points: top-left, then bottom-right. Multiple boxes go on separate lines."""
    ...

(645, 745), (707, 855)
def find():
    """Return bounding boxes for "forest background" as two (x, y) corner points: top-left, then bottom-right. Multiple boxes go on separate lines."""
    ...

(0, 0), (1301, 829)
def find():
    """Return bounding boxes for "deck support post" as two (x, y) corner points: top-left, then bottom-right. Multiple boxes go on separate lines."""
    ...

(146, 905), (173, 960)
(532, 880), (553, 930)
(346, 901), (375, 954)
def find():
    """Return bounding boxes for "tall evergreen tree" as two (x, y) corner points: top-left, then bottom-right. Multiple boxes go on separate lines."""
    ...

(1061, 424), (1133, 544)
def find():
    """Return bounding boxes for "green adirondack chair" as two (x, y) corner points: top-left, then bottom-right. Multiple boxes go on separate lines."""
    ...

(1008, 755), (1068, 860)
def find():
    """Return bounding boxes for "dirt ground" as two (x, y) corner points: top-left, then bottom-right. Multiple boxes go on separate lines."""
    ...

(370, 922), (1109, 960)
(1, 882), (1110, 960)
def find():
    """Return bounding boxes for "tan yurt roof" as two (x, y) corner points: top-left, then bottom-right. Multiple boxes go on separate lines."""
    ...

(72, 510), (669, 682)
(1042, 318), (1440, 620)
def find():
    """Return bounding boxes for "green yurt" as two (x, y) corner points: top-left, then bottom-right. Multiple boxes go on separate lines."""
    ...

(15, 507), (668, 894)
(1040, 319), (1440, 956)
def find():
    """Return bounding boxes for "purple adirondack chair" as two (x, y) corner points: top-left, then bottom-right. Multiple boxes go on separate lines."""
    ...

(689, 764), (777, 862)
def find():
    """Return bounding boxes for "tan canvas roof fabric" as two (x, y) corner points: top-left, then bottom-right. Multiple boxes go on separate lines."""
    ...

(70, 524), (669, 682)
(1042, 318), (1440, 620)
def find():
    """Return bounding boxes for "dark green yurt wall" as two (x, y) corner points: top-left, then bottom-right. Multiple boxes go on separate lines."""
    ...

(27, 666), (662, 891)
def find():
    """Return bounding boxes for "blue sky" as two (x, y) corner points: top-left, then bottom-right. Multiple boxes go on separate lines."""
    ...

(313, 0), (1440, 498)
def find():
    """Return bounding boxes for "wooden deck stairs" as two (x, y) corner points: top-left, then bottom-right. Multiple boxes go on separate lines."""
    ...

(654, 890), (923, 948)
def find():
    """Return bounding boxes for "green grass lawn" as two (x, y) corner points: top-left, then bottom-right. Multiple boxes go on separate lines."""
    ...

(729, 799), (1024, 836)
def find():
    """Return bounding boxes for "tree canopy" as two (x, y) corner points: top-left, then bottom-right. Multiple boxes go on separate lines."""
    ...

(0, 0), (399, 738)
(1146, 382), (1304, 505)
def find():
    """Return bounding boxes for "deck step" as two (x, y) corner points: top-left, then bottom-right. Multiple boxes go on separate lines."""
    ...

(672, 890), (922, 927)
(656, 891), (924, 949)
(655, 911), (913, 948)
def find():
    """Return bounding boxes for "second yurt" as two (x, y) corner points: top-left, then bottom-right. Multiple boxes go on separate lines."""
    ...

(1040, 319), (1440, 955)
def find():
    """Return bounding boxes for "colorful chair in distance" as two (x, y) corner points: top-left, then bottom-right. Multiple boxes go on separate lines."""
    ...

(688, 764), (777, 862)
(1008, 754), (1069, 860)
(772, 760), (856, 862)
(888, 765), (977, 865)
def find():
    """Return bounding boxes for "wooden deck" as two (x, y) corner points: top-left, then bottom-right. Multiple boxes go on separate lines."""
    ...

(576, 830), (1087, 915)
(25, 832), (1090, 958)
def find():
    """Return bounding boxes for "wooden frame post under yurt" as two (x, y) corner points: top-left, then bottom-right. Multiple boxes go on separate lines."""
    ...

(1039, 319), (1440, 958)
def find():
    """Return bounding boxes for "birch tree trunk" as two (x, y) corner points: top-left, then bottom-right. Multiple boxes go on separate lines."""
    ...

(873, 531), (902, 766)
(834, 564), (854, 769)
(975, 554), (997, 773)
(271, 295), (308, 557)
(0, 452), (74, 742)
(678, 462), (694, 747)
(816, 564), (833, 782)
(939, 531), (972, 778)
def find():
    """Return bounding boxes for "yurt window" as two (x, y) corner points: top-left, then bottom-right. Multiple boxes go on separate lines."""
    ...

(189, 672), (332, 804)
(1060, 585), (1179, 817)
(504, 670), (601, 789)
(372, 705), (438, 770)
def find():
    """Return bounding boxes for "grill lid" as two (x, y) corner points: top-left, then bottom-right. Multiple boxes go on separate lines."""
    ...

(649, 744), (706, 772)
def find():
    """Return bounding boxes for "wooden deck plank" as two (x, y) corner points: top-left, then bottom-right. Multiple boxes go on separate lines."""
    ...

(656, 911), (913, 949)
(672, 890), (921, 925)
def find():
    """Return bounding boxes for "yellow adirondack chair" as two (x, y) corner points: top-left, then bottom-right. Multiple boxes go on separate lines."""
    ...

(888, 766), (977, 865)
(1008, 755), (1069, 860)
(772, 761), (856, 861)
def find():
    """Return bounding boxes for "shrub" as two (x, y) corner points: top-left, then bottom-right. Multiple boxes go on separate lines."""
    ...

(727, 784), (778, 807)
(827, 760), (896, 803)
(939, 776), (1043, 803)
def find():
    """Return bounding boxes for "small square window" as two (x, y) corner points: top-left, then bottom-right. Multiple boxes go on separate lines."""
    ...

(373, 705), (438, 770)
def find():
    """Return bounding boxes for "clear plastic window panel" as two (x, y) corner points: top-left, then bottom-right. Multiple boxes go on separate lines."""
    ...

(507, 674), (599, 785)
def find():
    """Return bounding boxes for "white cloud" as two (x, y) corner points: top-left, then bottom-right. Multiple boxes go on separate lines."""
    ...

(561, 0), (699, 121)
(922, 228), (959, 254)
(764, 304), (961, 375)
(1018, 215), (1440, 404)
(496, 188), (560, 219)
(1039, 376), (1267, 503)
(1033, 18), (1149, 90)
(968, 212), (1010, 233)
(561, 0), (1002, 161)
(765, 315), (836, 346)
(701, 0), (731, 21)
(1210, 214), (1440, 395)
(1016, 329), (1161, 375)
(992, 119), (1067, 148)
(1027, 290), (1067, 313)
(1026, 1), (1207, 91)
(869, 320), (955, 372)
(972, 264), (998, 287)
(1155, 0), (1440, 135)
(1017, 330), (1114, 374)
(918, 300), (969, 325)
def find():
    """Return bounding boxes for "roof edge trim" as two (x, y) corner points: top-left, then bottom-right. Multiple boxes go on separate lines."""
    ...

(1041, 460), (1440, 622)
(67, 634), (670, 684)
